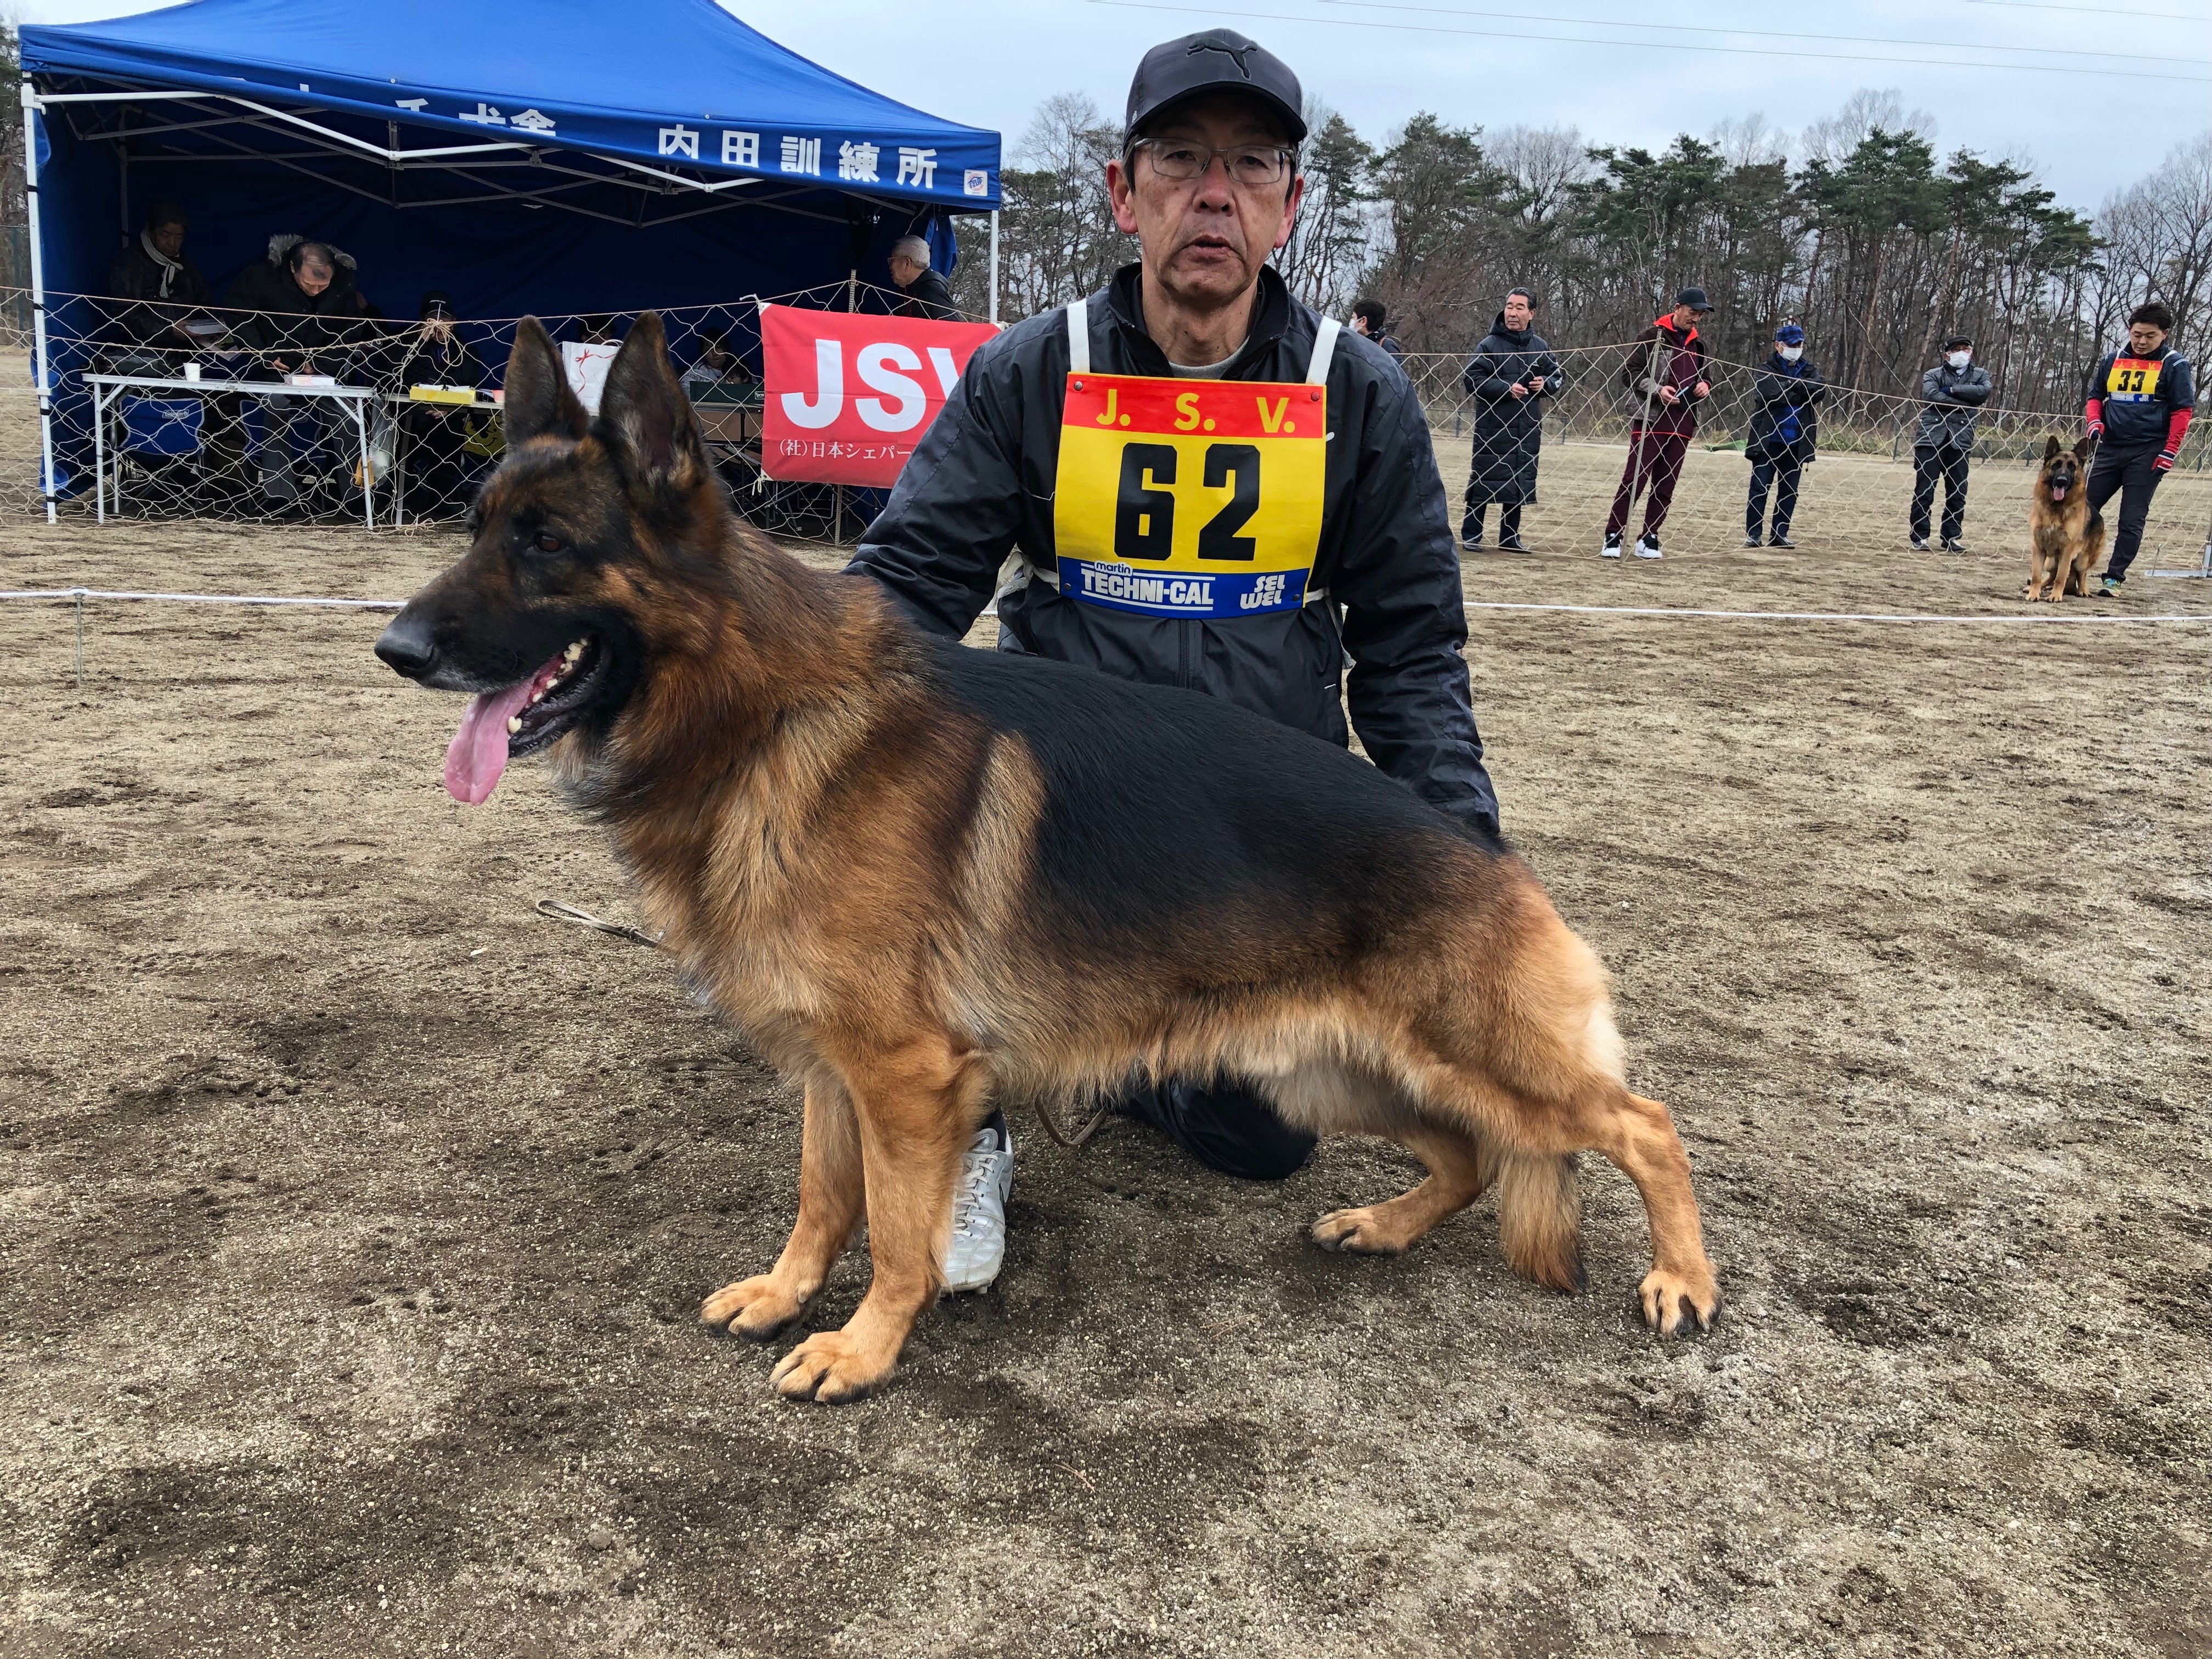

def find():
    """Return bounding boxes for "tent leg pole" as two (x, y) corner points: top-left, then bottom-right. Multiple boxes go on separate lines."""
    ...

(22, 75), (57, 526)
(834, 484), (844, 548)
(990, 210), (1000, 325)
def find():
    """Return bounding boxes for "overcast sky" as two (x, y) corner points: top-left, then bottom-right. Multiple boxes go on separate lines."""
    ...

(18, 0), (2210, 207)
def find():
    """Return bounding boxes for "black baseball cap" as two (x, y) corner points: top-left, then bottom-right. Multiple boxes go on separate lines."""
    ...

(1676, 285), (1713, 312)
(1126, 30), (1306, 145)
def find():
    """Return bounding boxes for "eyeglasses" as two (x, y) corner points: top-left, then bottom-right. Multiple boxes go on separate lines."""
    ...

(1132, 139), (1296, 188)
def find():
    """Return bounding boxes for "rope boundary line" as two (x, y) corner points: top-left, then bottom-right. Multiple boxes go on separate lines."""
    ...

(1459, 600), (2212, 623)
(5, 587), (2205, 626)
(0, 587), (403, 608)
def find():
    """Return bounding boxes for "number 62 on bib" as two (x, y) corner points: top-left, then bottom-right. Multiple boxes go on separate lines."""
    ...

(1052, 375), (1327, 619)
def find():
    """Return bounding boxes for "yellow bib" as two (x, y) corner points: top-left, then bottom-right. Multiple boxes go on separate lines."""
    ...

(1047, 301), (1339, 619)
(2106, 356), (2164, 403)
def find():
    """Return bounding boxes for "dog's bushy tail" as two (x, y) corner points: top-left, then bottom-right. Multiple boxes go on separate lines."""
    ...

(1497, 1152), (1584, 1291)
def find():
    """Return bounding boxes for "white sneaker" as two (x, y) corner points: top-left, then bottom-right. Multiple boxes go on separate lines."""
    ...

(1633, 536), (1664, 560)
(943, 1122), (1012, 1293)
(1601, 533), (1623, 559)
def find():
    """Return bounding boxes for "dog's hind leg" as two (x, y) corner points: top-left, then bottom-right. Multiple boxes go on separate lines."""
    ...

(769, 1031), (984, 1404)
(1312, 1116), (1499, 1256)
(703, 1070), (864, 1340)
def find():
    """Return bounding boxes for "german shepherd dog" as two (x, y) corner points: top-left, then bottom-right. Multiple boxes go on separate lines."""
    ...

(374, 315), (1720, 1403)
(2026, 435), (2106, 602)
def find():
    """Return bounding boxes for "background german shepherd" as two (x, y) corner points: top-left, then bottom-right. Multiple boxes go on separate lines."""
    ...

(2026, 435), (2105, 602)
(374, 314), (1720, 1403)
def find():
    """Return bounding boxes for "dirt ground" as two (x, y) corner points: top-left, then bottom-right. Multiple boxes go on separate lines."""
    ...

(2, 482), (2209, 1659)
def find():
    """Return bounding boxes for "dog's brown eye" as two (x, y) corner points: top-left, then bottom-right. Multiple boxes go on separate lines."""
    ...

(533, 532), (564, 554)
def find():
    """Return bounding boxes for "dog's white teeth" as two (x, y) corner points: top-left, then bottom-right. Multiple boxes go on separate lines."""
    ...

(565, 641), (584, 662)
(530, 691), (544, 704)
(505, 716), (522, 734)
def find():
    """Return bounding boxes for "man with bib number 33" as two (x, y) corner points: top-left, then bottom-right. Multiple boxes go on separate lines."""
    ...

(2084, 301), (2194, 597)
(847, 30), (1500, 1292)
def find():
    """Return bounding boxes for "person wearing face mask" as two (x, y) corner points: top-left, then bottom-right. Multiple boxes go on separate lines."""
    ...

(1909, 334), (1992, 553)
(837, 30), (1499, 1300)
(1460, 287), (1561, 552)
(1743, 322), (1824, 549)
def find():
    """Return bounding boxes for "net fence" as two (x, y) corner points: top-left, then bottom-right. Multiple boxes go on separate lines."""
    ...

(2, 288), (2206, 569)
(0, 281), (932, 541)
(1401, 342), (2210, 567)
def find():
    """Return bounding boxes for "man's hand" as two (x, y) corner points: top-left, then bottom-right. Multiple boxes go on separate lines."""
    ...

(1693, 380), (1711, 400)
(1509, 382), (1529, 400)
(1528, 375), (1547, 393)
(1658, 385), (1680, 406)
(2155, 449), (2177, 472)
(2087, 420), (2104, 441)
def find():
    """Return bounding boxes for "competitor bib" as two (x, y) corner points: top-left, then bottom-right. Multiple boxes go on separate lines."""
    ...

(2105, 356), (2165, 403)
(1052, 374), (1327, 618)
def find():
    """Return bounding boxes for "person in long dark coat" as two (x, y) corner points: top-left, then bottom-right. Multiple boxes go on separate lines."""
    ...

(1742, 321), (1825, 548)
(1459, 289), (1561, 552)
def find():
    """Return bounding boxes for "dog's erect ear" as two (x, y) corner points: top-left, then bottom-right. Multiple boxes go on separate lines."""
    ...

(597, 312), (706, 495)
(504, 317), (589, 445)
(2074, 434), (2095, 461)
(2042, 435), (2062, 461)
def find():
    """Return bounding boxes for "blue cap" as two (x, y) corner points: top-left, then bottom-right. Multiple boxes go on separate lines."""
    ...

(1775, 323), (1805, 346)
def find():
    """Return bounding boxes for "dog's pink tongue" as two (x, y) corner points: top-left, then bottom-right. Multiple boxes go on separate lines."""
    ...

(444, 681), (537, 806)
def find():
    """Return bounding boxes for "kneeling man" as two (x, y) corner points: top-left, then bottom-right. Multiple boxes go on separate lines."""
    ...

(846, 29), (1500, 1288)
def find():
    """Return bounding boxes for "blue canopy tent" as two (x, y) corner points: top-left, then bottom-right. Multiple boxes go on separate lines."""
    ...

(17, 0), (1002, 515)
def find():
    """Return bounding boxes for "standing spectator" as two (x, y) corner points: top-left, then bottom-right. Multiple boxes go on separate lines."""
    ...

(1743, 321), (1825, 549)
(1459, 287), (1560, 552)
(1605, 286), (1713, 560)
(107, 201), (213, 353)
(1351, 298), (1403, 364)
(2085, 301), (2195, 596)
(888, 235), (957, 320)
(1909, 334), (1991, 552)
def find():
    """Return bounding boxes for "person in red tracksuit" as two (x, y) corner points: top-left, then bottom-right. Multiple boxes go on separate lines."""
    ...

(2084, 300), (2196, 597)
(1606, 286), (1713, 560)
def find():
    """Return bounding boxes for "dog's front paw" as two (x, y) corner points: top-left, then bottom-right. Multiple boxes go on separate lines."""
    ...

(702, 1274), (811, 1341)
(1639, 1267), (1721, 1335)
(769, 1330), (894, 1404)
(1311, 1206), (1407, 1255)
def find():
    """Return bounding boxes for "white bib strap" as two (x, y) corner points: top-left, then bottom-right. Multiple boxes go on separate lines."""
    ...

(1306, 316), (1341, 385)
(1066, 297), (1090, 377)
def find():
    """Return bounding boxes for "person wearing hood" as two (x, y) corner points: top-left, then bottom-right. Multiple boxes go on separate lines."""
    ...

(1909, 334), (1992, 552)
(222, 238), (373, 377)
(1458, 289), (1560, 551)
(1742, 322), (1825, 549)
(222, 238), (374, 506)
(106, 201), (213, 352)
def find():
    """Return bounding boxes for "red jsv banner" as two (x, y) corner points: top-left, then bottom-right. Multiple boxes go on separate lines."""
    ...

(760, 305), (998, 488)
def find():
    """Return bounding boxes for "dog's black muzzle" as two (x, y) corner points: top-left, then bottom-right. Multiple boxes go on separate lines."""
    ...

(375, 611), (439, 681)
